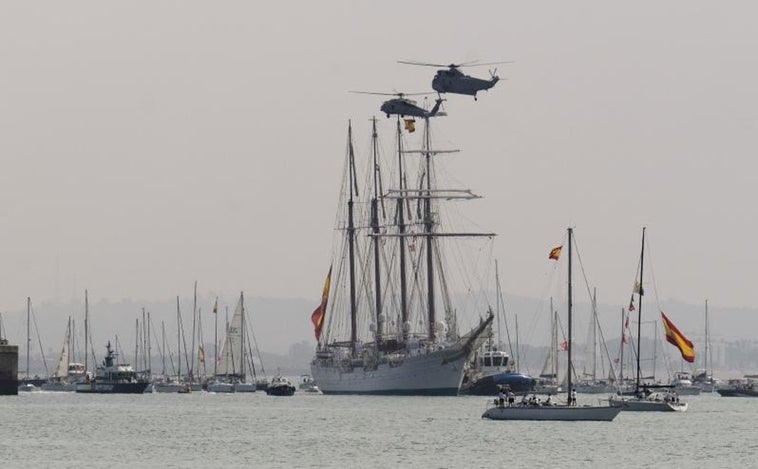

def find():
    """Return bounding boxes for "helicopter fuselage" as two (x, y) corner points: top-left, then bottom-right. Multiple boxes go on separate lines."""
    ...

(380, 98), (442, 119)
(432, 70), (499, 97)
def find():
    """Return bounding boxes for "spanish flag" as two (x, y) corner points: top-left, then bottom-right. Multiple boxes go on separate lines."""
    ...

(661, 311), (695, 363)
(198, 346), (205, 363)
(311, 265), (332, 341)
(404, 118), (416, 133)
(548, 246), (562, 260)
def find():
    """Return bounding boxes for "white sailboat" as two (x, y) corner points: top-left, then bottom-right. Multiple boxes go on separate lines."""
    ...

(609, 228), (688, 412)
(310, 118), (494, 395)
(692, 299), (719, 392)
(208, 293), (254, 393)
(482, 227), (622, 421)
(41, 317), (85, 392)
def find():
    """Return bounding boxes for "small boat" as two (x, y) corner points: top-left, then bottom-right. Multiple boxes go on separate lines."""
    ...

(17, 383), (39, 392)
(152, 380), (189, 393)
(668, 371), (701, 396)
(459, 349), (536, 396)
(266, 375), (296, 396)
(482, 228), (621, 421)
(206, 380), (235, 393)
(609, 388), (688, 412)
(298, 375), (321, 394)
(717, 376), (758, 397)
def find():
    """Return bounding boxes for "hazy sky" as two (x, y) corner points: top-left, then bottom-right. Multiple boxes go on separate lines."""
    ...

(2, 1), (757, 320)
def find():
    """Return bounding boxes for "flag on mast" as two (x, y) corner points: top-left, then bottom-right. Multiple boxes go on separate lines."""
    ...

(212, 298), (218, 315)
(548, 246), (562, 260)
(311, 266), (333, 341)
(661, 311), (695, 363)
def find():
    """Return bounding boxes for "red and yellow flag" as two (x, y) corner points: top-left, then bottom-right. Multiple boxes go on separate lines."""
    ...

(311, 266), (332, 341)
(661, 311), (695, 363)
(548, 246), (562, 260)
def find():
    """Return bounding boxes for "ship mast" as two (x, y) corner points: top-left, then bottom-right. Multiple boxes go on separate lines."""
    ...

(423, 118), (436, 341)
(370, 117), (385, 343)
(395, 117), (409, 343)
(346, 121), (359, 354)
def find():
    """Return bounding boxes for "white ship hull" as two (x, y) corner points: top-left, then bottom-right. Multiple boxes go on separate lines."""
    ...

(311, 344), (469, 396)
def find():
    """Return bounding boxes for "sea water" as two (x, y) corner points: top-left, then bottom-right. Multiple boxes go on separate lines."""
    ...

(0, 391), (752, 468)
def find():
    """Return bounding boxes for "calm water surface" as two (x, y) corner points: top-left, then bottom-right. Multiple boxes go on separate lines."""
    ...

(0, 391), (753, 468)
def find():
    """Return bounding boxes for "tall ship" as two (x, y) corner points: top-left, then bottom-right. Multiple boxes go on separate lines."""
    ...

(310, 116), (494, 395)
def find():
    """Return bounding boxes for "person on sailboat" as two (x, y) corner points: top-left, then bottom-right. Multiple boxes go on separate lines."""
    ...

(507, 390), (515, 407)
(544, 394), (553, 406)
(570, 389), (577, 406)
(498, 389), (506, 408)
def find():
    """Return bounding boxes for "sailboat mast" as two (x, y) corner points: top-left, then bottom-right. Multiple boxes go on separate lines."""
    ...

(704, 299), (710, 377)
(176, 296), (181, 378)
(26, 297), (31, 379)
(567, 227), (573, 397)
(592, 288), (597, 381)
(423, 118), (436, 341)
(619, 308), (625, 383)
(84, 290), (89, 375)
(396, 117), (409, 342)
(635, 227), (646, 390)
(240, 292), (246, 379)
(346, 122), (358, 354)
(370, 117), (383, 343)
(551, 297), (557, 382)
(147, 311), (151, 379)
(161, 321), (166, 376)
(191, 281), (197, 381)
(214, 298), (218, 377)
(495, 260), (502, 348)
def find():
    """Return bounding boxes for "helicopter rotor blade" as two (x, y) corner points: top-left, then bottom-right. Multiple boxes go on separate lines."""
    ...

(397, 60), (454, 68)
(350, 90), (435, 97)
(458, 60), (514, 68)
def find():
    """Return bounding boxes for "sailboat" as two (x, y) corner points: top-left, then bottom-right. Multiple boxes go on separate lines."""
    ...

(692, 299), (718, 392)
(574, 289), (618, 394)
(41, 317), (85, 392)
(18, 297), (45, 392)
(482, 228), (622, 421)
(310, 117), (494, 395)
(208, 292), (255, 393)
(609, 228), (688, 412)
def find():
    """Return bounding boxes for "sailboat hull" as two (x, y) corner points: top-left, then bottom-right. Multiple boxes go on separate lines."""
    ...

(482, 405), (622, 421)
(609, 395), (687, 412)
(311, 345), (468, 396)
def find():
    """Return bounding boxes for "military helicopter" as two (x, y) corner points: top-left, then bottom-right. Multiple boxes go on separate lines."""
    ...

(351, 91), (445, 118)
(398, 60), (512, 100)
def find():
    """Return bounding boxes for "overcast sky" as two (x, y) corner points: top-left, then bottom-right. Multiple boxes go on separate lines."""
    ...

(1, 1), (756, 322)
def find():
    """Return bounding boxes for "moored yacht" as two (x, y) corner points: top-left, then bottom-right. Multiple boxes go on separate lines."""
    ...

(75, 342), (149, 394)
